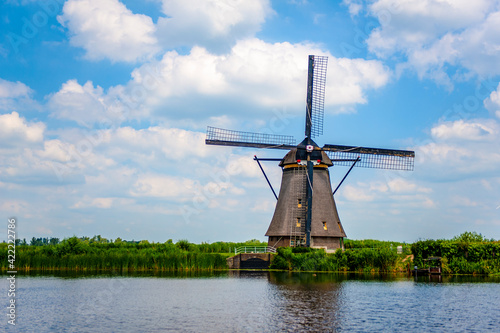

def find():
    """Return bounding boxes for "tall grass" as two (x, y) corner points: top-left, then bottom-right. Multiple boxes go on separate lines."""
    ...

(4, 232), (498, 274)
(270, 247), (401, 272)
(344, 239), (411, 254)
(0, 237), (265, 272)
(411, 237), (500, 275)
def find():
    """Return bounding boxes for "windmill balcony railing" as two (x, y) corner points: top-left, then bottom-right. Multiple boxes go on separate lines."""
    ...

(235, 246), (276, 255)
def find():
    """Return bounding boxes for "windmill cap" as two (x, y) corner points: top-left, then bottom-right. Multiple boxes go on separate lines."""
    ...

(279, 148), (333, 167)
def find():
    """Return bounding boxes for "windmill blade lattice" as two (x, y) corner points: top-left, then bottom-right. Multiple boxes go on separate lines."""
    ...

(306, 55), (328, 138)
(204, 54), (415, 252)
(323, 144), (415, 171)
(206, 126), (296, 150)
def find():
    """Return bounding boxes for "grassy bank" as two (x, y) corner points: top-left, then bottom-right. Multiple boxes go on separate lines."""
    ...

(269, 233), (500, 275)
(411, 232), (500, 275)
(0, 237), (266, 272)
(2, 232), (499, 274)
(270, 242), (411, 273)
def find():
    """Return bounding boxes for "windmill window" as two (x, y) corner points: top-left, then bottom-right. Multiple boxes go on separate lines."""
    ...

(296, 218), (301, 228)
(337, 221), (343, 232)
(322, 221), (327, 230)
(297, 199), (302, 208)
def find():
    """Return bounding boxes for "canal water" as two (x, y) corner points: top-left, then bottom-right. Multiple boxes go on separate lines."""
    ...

(1, 271), (500, 332)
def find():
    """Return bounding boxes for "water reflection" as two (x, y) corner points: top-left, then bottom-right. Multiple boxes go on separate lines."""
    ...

(11, 269), (500, 283)
(11, 269), (230, 279)
(1, 271), (499, 332)
(266, 272), (344, 332)
(230, 272), (500, 332)
(413, 274), (500, 283)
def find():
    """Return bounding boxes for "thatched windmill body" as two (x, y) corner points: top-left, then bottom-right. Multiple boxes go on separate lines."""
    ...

(206, 55), (414, 251)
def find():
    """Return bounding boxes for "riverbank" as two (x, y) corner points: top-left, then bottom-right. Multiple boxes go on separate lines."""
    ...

(411, 238), (500, 275)
(2, 232), (499, 274)
(270, 246), (411, 273)
(1, 237), (256, 271)
(7, 272), (500, 333)
(269, 235), (500, 275)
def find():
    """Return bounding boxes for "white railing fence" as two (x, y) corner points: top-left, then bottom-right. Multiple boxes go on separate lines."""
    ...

(235, 246), (276, 254)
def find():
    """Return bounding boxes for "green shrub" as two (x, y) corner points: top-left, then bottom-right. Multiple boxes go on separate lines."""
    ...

(411, 233), (500, 275)
(269, 246), (398, 272)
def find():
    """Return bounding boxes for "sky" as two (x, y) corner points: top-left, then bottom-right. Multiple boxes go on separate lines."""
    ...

(1, 0), (500, 244)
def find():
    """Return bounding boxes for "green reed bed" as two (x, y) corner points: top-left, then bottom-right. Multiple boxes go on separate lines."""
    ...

(270, 233), (500, 275)
(270, 246), (405, 273)
(3, 232), (498, 274)
(411, 232), (500, 275)
(0, 237), (243, 272)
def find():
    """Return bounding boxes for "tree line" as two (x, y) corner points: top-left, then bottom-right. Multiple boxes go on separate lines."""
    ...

(2, 232), (498, 274)
(1, 237), (267, 271)
(271, 232), (500, 274)
(411, 232), (500, 275)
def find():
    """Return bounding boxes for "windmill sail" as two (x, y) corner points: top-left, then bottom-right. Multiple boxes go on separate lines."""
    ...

(204, 54), (415, 251)
(205, 126), (296, 150)
(305, 55), (328, 138)
(322, 144), (415, 171)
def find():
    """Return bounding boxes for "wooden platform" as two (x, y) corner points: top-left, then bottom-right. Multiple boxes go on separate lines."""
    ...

(227, 253), (274, 269)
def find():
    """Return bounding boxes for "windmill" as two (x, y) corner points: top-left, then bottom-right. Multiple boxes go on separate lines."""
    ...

(206, 55), (414, 251)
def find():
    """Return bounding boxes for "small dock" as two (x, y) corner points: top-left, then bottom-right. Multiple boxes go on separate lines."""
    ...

(227, 247), (276, 269)
(412, 257), (442, 276)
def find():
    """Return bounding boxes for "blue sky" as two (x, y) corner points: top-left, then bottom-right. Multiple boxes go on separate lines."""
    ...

(1, 0), (500, 243)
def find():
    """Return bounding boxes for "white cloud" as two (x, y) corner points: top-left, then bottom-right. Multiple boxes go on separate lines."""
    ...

(388, 178), (417, 193)
(327, 57), (389, 106)
(0, 200), (28, 213)
(1, 148), (76, 184)
(125, 38), (391, 121)
(156, 0), (273, 52)
(129, 174), (198, 199)
(0, 119), (118, 185)
(453, 10), (500, 76)
(251, 199), (275, 212)
(452, 196), (479, 207)
(48, 79), (147, 127)
(0, 78), (32, 98)
(0, 111), (45, 145)
(36, 137), (115, 170)
(366, 0), (500, 83)
(484, 82), (500, 119)
(107, 126), (211, 162)
(420, 197), (436, 208)
(130, 174), (196, 198)
(58, 0), (159, 62)
(387, 178), (432, 193)
(71, 196), (135, 209)
(342, 184), (375, 201)
(48, 80), (108, 126)
(0, 79), (39, 111)
(0, 117), (222, 190)
(343, 0), (363, 16)
(47, 39), (390, 127)
(76, 197), (113, 209)
(341, 178), (433, 204)
(415, 118), (500, 179)
(35, 226), (53, 235)
(36, 140), (74, 163)
(226, 155), (261, 178)
(431, 119), (498, 141)
(57, 0), (274, 61)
